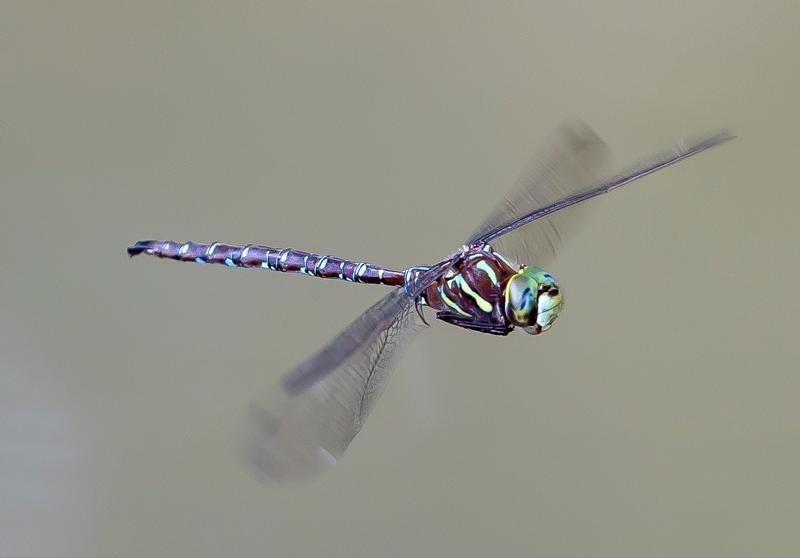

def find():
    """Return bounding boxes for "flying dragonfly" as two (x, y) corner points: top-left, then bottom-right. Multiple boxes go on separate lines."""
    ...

(128, 121), (733, 480)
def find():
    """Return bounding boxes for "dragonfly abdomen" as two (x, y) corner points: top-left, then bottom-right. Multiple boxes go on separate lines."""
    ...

(127, 239), (405, 286)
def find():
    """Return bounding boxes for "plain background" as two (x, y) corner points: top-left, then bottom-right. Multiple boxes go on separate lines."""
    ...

(2, 2), (798, 557)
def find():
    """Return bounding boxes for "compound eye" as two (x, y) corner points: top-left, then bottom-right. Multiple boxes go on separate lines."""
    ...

(504, 273), (537, 327)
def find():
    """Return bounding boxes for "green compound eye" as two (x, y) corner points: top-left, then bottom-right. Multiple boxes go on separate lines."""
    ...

(504, 273), (537, 326)
(503, 266), (563, 335)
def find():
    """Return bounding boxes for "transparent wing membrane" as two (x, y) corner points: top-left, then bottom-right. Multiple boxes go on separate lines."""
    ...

(472, 126), (735, 259)
(239, 288), (426, 481)
(466, 120), (612, 266)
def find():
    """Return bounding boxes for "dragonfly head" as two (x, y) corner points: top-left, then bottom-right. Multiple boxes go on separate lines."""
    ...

(503, 266), (563, 335)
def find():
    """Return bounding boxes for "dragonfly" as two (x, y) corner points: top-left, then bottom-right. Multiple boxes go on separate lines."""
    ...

(128, 121), (733, 480)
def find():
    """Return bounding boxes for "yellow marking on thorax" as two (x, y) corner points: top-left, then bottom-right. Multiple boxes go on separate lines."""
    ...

(452, 276), (493, 313)
(438, 284), (471, 316)
(475, 260), (498, 284)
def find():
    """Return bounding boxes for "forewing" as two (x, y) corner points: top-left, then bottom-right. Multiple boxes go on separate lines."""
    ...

(472, 128), (735, 254)
(239, 288), (425, 481)
(465, 120), (612, 266)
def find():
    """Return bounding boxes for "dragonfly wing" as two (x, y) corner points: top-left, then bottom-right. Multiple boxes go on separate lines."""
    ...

(465, 119), (612, 266)
(471, 127), (735, 257)
(239, 288), (426, 481)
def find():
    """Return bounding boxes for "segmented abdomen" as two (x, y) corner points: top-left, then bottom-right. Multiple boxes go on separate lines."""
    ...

(127, 239), (405, 286)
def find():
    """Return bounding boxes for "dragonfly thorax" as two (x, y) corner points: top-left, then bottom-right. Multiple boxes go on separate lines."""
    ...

(420, 245), (562, 336)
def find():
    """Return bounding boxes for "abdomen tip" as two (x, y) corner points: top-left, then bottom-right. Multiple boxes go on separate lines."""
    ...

(127, 240), (156, 257)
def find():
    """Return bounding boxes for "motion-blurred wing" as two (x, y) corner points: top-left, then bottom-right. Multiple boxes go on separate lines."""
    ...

(465, 120), (612, 266)
(471, 127), (735, 258)
(239, 288), (425, 481)
(239, 255), (457, 481)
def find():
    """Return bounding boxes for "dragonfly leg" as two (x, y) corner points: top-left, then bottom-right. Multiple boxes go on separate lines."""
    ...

(414, 297), (429, 326)
(435, 312), (513, 336)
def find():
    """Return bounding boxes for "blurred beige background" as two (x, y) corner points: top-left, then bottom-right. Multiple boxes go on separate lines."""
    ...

(2, 1), (798, 557)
